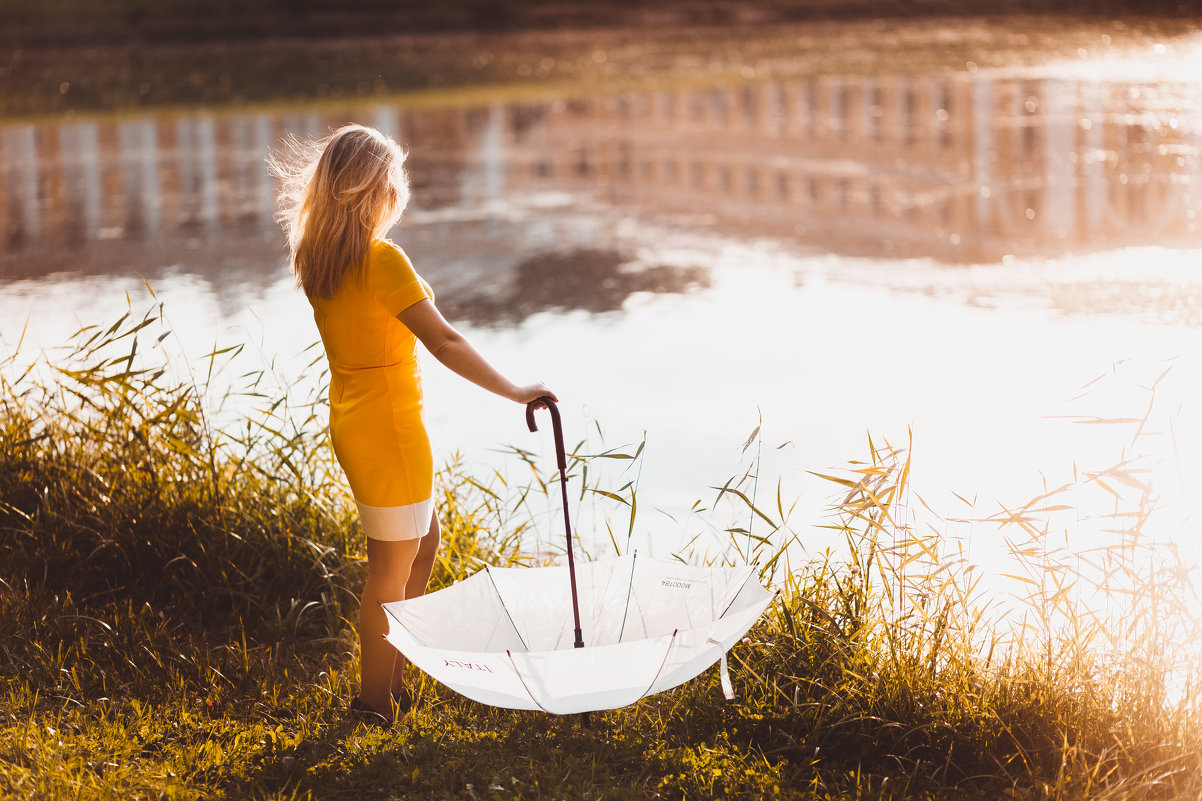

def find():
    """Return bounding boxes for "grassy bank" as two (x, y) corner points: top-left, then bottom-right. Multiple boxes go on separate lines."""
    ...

(1, 306), (1200, 800)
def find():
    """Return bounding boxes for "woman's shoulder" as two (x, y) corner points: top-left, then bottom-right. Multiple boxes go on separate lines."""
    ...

(374, 237), (416, 256)
(371, 237), (409, 261)
(368, 238), (429, 310)
(368, 238), (417, 275)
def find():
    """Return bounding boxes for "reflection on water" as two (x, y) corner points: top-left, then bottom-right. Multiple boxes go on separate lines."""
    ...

(439, 248), (709, 325)
(2, 67), (1199, 320)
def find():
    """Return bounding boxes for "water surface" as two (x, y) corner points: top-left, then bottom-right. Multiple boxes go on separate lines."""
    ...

(2, 21), (1201, 568)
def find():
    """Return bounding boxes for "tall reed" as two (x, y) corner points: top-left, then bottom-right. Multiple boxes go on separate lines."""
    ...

(1, 303), (1198, 800)
(644, 423), (1202, 799)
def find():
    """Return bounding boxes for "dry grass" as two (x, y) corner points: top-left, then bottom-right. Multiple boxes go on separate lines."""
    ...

(1, 303), (1199, 800)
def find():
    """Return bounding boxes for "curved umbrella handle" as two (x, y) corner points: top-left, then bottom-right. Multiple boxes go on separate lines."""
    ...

(524, 395), (585, 651)
(526, 396), (567, 472)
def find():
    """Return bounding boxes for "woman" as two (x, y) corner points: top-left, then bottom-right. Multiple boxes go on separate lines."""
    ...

(274, 124), (555, 724)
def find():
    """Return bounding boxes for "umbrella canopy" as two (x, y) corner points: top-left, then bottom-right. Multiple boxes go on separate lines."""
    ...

(381, 397), (774, 715)
(382, 553), (773, 714)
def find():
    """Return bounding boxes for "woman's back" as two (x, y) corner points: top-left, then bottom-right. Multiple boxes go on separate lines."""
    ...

(310, 238), (432, 371)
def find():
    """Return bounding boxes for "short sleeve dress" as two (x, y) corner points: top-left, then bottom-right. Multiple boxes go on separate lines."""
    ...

(310, 238), (436, 541)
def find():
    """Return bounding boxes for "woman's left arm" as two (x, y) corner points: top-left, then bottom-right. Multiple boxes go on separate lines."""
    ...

(397, 299), (556, 404)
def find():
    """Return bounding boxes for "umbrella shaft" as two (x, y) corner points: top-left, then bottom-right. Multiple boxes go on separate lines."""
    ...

(559, 470), (584, 649)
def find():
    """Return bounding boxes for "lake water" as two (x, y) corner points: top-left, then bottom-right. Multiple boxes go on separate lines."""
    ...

(2, 22), (1201, 580)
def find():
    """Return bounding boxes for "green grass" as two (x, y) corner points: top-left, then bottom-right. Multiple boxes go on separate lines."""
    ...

(1, 305), (1199, 800)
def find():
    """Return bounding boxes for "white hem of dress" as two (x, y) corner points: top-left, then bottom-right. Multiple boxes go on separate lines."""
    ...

(355, 498), (435, 541)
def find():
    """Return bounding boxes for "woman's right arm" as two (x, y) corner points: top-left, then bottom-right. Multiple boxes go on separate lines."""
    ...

(397, 299), (556, 405)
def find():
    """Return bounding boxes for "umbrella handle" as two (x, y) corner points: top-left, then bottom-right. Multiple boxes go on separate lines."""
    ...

(525, 396), (585, 650)
(526, 396), (567, 472)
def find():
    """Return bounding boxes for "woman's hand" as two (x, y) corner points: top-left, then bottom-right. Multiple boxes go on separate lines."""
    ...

(510, 383), (558, 405)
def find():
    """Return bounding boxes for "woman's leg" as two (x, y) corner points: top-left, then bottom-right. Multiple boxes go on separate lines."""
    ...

(359, 536), (421, 713)
(390, 515), (441, 697)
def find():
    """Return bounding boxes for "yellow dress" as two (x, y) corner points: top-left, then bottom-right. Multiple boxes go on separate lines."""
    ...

(310, 238), (435, 541)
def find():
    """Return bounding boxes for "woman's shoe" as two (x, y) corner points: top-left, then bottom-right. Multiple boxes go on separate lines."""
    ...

(349, 696), (392, 729)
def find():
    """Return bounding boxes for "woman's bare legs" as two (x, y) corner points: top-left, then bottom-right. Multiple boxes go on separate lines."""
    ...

(359, 536), (421, 714)
(390, 515), (441, 698)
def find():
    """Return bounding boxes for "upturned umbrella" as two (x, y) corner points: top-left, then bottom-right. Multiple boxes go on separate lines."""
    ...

(381, 398), (774, 715)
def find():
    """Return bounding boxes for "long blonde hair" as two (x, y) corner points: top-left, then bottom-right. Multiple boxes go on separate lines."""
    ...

(271, 124), (410, 300)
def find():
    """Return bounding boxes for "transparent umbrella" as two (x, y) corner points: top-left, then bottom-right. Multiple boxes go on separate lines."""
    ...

(382, 399), (774, 715)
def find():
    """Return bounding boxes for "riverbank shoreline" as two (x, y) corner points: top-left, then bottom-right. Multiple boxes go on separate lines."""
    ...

(4, 11), (1197, 119)
(2, 0), (1199, 49)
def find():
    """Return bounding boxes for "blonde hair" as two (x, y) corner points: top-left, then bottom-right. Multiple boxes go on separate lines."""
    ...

(271, 124), (410, 300)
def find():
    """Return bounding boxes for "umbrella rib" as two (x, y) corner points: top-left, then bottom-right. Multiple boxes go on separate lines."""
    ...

(617, 551), (638, 644)
(380, 601), (405, 634)
(504, 649), (553, 714)
(718, 566), (759, 620)
(486, 566), (529, 652)
(636, 628), (680, 704)
(504, 630), (680, 715)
